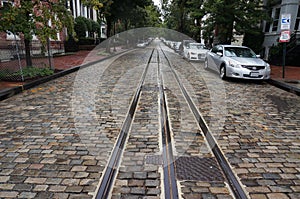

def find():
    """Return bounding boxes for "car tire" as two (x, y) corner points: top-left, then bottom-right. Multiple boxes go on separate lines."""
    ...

(204, 59), (208, 69)
(220, 65), (227, 80)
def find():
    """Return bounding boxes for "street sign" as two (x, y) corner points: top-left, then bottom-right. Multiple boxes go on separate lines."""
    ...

(279, 30), (291, 42)
(281, 14), (291, 30)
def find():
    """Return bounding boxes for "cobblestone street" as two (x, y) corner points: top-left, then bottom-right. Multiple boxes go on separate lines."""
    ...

(0, 41), (299, 198)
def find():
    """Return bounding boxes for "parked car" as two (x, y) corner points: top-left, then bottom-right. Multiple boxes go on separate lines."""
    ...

(183, 43), (209, 61)
(205, 45), (271, 80)
(172, 41), (181, 53)
(179, 39), (194, 55)
(137, 41), (147, 48)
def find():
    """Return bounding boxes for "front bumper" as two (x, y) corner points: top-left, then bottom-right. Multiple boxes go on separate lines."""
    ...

(226, 66), (271, 80)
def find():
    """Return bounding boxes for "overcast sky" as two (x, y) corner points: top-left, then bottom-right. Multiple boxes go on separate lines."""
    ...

(153, 0), (162, 8)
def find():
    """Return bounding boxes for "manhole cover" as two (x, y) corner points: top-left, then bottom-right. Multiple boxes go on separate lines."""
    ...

(175, 157), (224, 181)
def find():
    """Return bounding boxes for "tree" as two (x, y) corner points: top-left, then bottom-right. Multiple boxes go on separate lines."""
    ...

(203, 0), (266, 44)
(187, 0), (205, 42)
(0, 0), (74, 67)
(145, 4), (162, 27)
(74, 16), (88, 38)
(98, 0), (154, 37)
(164, 0), (189, 33)
(164, 0), (200, 40)
(88, 0), (157, 52)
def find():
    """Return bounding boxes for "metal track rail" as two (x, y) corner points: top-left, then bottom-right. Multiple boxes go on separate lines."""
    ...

(95, 49), (155, 199)
(157, 50), (179, 199)
(159, 48), (248, 199)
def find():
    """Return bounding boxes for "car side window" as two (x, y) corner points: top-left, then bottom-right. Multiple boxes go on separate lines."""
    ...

(217, 46), (223, 54)
(211, 46), (218, 53)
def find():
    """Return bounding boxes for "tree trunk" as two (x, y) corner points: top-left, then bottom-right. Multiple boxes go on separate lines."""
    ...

(24, 38), (32, 67)
(105, 19), (112, 53)
(225, 21), (234, 44)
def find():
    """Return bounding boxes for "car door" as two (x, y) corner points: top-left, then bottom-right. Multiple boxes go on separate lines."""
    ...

(207, 46), (222, 72)
(213, 46), (224, 71)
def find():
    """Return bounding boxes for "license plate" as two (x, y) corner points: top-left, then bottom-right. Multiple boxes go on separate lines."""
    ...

(250, 72), (259, 77)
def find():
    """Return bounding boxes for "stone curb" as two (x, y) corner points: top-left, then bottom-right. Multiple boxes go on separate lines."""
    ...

(268, 79), (300, 96)
(0, 50), (131, 101)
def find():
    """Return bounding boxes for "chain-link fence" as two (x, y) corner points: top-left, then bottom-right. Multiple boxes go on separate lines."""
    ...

(0, 37), (61, 82)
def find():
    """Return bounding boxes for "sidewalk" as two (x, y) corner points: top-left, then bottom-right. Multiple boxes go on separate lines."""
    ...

(0, 48), (123, 91)
(271, 65), (300, 80)
(269, 65), (300, 94)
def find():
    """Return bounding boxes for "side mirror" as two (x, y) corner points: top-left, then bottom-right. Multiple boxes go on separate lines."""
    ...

(216, 52), (223, 56)
(256, 54), (261, 58)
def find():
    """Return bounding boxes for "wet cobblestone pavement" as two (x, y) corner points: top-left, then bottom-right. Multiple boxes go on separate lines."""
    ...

(0, 41), (299, 198)
(182, 58), (300, 198)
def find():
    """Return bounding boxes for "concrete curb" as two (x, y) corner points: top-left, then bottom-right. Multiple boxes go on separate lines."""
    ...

(0, 50), (131, 101)
(268, 79), (300, 96)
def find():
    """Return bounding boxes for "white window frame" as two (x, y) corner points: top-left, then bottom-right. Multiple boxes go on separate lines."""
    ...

(271, 6), (281, 32)
(295, 5), (300, 31)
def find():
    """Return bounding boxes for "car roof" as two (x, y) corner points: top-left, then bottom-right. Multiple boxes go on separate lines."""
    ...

(215, 45), (249, 48)
(189, 43), (204, 45)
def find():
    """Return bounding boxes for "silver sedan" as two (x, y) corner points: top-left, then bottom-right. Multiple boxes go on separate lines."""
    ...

(204, 45), (271, 80)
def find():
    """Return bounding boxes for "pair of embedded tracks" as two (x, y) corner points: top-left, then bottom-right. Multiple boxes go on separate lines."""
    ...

(95, 47), (248, 199)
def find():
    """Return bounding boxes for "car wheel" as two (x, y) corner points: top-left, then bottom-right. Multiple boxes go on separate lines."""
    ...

(220, 65), (227, 80)
(204, 59), (208, 69)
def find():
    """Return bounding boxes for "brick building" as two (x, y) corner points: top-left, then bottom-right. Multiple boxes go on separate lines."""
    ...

(0, 0), (105, 59)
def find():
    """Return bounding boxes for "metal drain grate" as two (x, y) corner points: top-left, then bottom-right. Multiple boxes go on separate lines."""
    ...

(175, 157), (225, 181)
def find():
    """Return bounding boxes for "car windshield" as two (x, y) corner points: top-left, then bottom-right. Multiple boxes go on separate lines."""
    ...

(189, 44), (205, 50)
(224, 47), (257, 58)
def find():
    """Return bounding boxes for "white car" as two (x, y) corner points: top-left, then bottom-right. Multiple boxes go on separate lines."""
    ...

(183, 43), (209, 61)
(205, 45), (271, 80)
(137, 42), (147, 48)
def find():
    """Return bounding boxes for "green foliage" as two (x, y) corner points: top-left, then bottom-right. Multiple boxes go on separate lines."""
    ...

(74, 16), (101, 39)
(85, 18), (93, 33)
(64, 36), (79, 52)
(164, 0), (205, 41)
(0, 0), (74, 67)
(242, 29), (265, 54)
(81, 0), (103, 10)
(100, 0), (159, 37)
(75, 16), (88, 38)
(145, 4), (162, 27)
(0, 0), (74, 45)
(13, 67), (54, 78)
(202, 0), (266, 44)
(91, 20), (101, 35)
(268, 43), (283, 64)
(0, 69), (11, 79)
(77, 37), (95, 45)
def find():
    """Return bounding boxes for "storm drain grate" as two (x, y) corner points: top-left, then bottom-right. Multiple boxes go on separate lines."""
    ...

(145, 155), (163, 165)
(175, 157), (225, 181)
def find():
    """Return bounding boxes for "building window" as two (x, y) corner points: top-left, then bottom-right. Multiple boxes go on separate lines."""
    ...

(6, 31), (20, 40)
(264, 9), (272, 33)
(265, 22), (271, 33)
(295, 5), (300, 31)
(272, 7), (281, 32)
